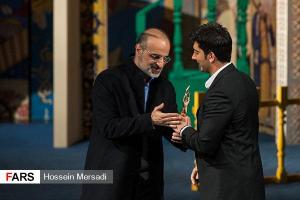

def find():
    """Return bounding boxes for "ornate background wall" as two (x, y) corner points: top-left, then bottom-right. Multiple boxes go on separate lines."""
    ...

(287, 0), (300, 144)
(248, 0), (277, 134)
(0, 0), (30, 122)
(30, 0), (53, 122)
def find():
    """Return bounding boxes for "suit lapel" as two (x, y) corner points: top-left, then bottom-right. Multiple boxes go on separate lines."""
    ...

(120, 73), (139, 116)
(207, 64), (236, 92)
(197, 64), (236, 127)
(122, 60), (146, 114)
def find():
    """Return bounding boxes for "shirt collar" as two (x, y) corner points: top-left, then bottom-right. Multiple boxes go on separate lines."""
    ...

(205, 62), (231, 89)
(145, 77), (154, 86)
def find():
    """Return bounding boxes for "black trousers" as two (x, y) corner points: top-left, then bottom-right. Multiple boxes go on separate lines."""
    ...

(133, 174), (163, 200)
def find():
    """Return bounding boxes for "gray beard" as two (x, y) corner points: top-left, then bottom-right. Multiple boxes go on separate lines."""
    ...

(142, 66), (161, 78)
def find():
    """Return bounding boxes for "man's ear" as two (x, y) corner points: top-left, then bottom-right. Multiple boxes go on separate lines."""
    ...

(207, 52), (215, 63)
(135, 44), (143, 55)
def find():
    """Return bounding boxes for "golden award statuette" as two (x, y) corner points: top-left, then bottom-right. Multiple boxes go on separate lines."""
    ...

(181, 85), (190, 116)
(181, 86), (200, 191)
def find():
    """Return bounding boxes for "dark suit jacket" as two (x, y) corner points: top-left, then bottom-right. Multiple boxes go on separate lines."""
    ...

(182, 64), (265, 200)
(81, 60), (182, 200)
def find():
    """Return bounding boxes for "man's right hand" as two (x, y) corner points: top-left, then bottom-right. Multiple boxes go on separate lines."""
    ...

(172, 115), (191, 134)
(151, 103), (182, 128)
(191, 165), (199, 185)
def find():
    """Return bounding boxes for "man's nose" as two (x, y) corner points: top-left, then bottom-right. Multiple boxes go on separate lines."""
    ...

(155, 58), (165, 67)
(156, 61), (164, 68)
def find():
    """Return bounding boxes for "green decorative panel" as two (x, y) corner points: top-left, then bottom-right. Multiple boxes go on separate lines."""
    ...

(237, 0), (250, 75)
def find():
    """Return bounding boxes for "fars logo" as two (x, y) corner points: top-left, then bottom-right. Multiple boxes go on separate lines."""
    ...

(0, 170), (40, 184)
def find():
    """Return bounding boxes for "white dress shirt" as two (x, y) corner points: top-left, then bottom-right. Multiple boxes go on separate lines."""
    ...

(205, 62), (231, 89)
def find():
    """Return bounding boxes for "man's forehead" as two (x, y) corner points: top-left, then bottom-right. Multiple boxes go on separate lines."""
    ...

(147, 36), (168, 43)
(146, 36), (170, 48)
(144, 34), (168, 46)
(147, 39), (170, 55)
(193, 42), (201, 50)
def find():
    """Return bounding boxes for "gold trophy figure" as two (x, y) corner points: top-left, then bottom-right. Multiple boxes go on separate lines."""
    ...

(181, 85), (199, 191)
(181, 85), (190, 116)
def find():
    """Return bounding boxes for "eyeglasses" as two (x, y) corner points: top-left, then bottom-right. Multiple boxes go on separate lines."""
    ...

(144, 49), (171, 64)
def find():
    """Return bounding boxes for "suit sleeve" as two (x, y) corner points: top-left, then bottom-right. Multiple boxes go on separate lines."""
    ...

(181, 90), (233, 156)
(93, 76), (154, 140)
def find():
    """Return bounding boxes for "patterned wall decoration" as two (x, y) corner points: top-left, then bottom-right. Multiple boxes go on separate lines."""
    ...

(216, 0), (237, 65)
(30, 0), (53, 122)
(287, 0), (300, 144)
(93, 0), (107, 75)
(80, 0), (98, 136)
(248, 0), (276, 134)
(0, 0), (53, 123)
(0, 0), (30, 122)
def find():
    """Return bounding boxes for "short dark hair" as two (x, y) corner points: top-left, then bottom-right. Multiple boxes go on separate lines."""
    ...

(189, 23), (232, 62)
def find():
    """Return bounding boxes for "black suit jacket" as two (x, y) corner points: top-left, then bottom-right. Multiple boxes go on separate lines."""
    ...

(182, 64), (265, 200)
(81, 60), (183, 200)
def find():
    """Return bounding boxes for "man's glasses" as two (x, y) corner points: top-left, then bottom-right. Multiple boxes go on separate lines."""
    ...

(144, 50), (171, 64)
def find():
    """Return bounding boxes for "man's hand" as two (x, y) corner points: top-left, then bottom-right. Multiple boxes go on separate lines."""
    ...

(173, 115), (191, 133)
(191, 165), (199, 185)
(171, 131), (182, 143)
(171, 116), (191, 143)
(151, 103), (182, 127)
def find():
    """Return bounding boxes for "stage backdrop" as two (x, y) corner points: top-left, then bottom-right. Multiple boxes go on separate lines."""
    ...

(0, 0), (53, 123)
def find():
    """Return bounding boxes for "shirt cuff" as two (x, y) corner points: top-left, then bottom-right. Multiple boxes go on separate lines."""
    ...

(180, 125), (191, 136)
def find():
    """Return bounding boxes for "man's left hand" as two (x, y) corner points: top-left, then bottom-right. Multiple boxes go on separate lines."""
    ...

(151, 103), (183, 127)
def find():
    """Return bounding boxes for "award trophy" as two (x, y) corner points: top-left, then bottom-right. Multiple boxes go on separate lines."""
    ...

(181, 85), (190, 116)
(181, 85), (199, 191)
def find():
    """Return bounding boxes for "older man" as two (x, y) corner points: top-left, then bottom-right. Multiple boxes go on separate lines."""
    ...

(81, 28), (184, 200)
